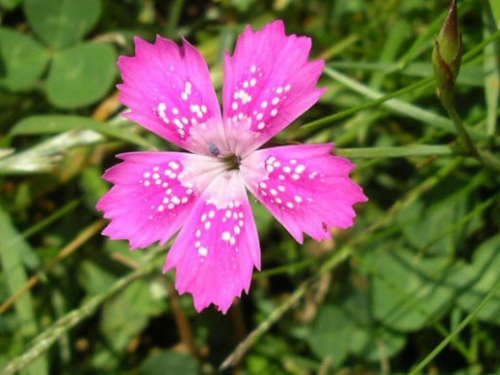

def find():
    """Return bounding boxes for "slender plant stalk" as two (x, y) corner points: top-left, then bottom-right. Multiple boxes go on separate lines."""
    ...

(446, 105), (478, 155)
(336, 145), (459, 159)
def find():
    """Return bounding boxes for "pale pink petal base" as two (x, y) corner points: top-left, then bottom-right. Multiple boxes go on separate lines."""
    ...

(97, 152), (219, 249)
(164, 171), (260, 313)
(241, 144), (367, 243)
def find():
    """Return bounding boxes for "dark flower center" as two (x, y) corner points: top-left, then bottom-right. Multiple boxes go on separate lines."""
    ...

(221, 154), (241, 170)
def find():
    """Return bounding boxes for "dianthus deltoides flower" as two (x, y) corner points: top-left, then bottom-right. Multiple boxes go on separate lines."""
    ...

(97, 20), (367, 313)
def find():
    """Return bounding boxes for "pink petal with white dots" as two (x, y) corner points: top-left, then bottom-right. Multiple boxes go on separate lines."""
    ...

(222, 20), (326, 156)
(164, 171), (260, 313)
(118, 36), (222, 154)
(97, 152), (223, 249)
(241, 144), (367, 243)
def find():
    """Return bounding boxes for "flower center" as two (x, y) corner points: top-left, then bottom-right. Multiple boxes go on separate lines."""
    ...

(221, 154), (242, 171)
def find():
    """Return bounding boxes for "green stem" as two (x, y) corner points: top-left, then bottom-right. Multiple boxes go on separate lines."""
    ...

(336, 145), (459, 159)
(445, 104), (478, 156)
(446, 104), (500, 171)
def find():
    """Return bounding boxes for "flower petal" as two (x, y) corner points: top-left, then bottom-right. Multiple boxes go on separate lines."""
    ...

(97, 152), (224, 249)
(164, 171), (260, 313)
(118, 36), (222, 154)
(241, 144), (367, 243)
(222, 20), (325, 156)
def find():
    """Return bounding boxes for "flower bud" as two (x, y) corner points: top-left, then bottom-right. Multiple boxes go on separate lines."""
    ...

(432, 0), (463, 107)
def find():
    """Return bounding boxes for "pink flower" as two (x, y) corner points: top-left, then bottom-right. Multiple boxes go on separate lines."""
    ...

(97, 20), (367, 313)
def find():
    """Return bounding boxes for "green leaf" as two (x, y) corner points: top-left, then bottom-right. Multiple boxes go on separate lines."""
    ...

(308, 305), (351, 365)
(309, 293), (406, 365)
(0, 27), (49, 91)
(10, 115), (152, 148)
(140, 351), (198, 375)
(489, 0), (500, 27)
(46, 43), (117, 109)
(362, 246), (460, 332)
(101, 280), (166, 351)
(455, 235), (500, 324)
(78, 260), (117, 298)
(24, 0), (101, 49)
(397, 175), (481, 256)
(0, 205), (48, 375)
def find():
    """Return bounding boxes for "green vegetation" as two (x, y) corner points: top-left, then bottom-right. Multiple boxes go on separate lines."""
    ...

(1, 0), (500, 374)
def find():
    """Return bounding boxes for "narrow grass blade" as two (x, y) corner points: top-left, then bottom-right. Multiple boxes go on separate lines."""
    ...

(321, 67), (493, 142)
(369, 20), (409, 89)
(336, 145), (458, 159)
(10, 115), (152, 149)
(0, 206), (48, 375)
(483, 1), (500, 136)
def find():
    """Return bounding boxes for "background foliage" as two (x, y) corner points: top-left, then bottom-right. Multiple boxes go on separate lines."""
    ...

(1, 0), (500, 374)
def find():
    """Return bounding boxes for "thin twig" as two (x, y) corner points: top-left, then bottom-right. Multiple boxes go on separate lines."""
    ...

(164, 278), (199, 358)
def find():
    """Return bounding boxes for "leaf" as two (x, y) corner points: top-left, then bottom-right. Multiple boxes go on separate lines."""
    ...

(46, 43), (117, 109)
(78, 260), (117, 298)
(362, 246), (460, 332)
(101, 279), (167, 351)
(309, 292), (406, 365)
(0, 205), (48, 375)
(10, 115), (152, 148)
(0, 27), (49, 91)
(489, 0), (500, 27)
(308, 305), (351, 365)
(455, 235), (500, 324)
(24, 0), (101, 49)
(397, 175), (481, 256)
(140, 350), (198, 375)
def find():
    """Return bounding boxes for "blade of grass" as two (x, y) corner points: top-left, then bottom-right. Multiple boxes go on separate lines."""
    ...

(329, 61), (483, 86)
(0, 206), (48, 375)
(19, 200), (80, 240)
(165, 0), (186, 39)
(335, 145), (459, 159)
(9, 115), (153, 149)
(321, 67), (493, 142)
(488, 0), (500, 27)
(369, 20), (409, 90)
(483, 1), (500, 136)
